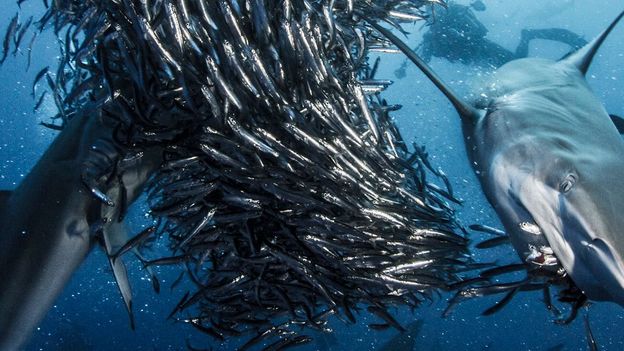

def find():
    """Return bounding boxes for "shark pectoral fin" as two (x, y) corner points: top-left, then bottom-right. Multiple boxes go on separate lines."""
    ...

(102, 218), (129, 254)
(102, 221), (136, 329)
(109, 253), (136, 330)
(609, 114), (624, 134)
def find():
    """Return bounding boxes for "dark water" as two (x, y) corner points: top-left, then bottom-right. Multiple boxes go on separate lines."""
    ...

(0, 0), (623, 350)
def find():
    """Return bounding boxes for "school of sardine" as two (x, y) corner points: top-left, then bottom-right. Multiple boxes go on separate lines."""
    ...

(5, 0), (478, 349)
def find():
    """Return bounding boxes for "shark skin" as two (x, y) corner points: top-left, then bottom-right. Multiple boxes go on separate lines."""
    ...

(0, 107), (162, 351)
(469, 56), (624, 304)
(369, 11), (624, 305)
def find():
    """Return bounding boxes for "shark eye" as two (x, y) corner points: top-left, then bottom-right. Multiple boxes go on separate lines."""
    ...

(559, 174), (577, 193)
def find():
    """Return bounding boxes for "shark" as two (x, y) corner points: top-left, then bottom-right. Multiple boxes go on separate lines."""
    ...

(368, 9), (624, 306)
(0, 105), (163, 350)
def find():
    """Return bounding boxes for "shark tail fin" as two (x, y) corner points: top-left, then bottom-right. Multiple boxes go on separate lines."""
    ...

(366, 19), (481, 124)
(561, 10), (624, 74)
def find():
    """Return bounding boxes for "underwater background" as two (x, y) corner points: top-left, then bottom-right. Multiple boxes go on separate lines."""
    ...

(0, 0), (622, 350)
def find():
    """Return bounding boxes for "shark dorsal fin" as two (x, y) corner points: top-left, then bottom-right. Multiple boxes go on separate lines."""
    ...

(367, 20), (481, 124)
(562, 10), (624, 74)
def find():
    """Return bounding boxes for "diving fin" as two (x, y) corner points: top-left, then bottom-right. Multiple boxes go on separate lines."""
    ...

(0, 190), (12, 209)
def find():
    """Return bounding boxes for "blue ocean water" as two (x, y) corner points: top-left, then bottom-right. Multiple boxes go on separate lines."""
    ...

(0, 0), (623, 350)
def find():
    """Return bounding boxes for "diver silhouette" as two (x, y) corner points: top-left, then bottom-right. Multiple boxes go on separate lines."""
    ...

(394, 1), (588, 77)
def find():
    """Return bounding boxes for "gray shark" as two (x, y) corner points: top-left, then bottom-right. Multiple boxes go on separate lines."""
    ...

(369, 10), (624, 305)
(0, 106), (162, 350)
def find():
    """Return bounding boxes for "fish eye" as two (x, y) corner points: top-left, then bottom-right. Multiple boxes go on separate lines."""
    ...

(559, 174), (577, 193)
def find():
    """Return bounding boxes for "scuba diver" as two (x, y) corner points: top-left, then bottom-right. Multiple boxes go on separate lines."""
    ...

(394, 0), (588, 77)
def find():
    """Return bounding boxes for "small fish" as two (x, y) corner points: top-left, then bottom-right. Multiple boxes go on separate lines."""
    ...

(476, 236), (511, 249)
(33, 91), (47, 112)
(176, 208), (216, 249)
(150, 274), (160, 294)
(479, 264), (527, 279)
(250, 0), (272, 45)
(164, 2), (184, 53)
(204, 54), (243, 111)
(25, 31), (36, 70)
(1, 14), (19, 64)
(32, 66), (49, 97)
(387, 11), (425, 22)
(368, 323), (391, 331)
(63, 75), (99, 105)
(111, 226), (156, 261)
(13, 16), (32, 55)
(39, 120), (62, 130)
(367, 46), (402, 54)
(187, 320), (224, 341)
(240, 325), (288, 351)
(546, 344), (565, 351)
(469, 224), (506, 236)
(367, 306), (405, 332)
(143, 254), (188, 267)
(137, 15), (181, 72)
(263, 335), (312, 351)
(482, 287), (521, 315)
(185, 339), (211, 351)
(584, 314), (598, 351)
(170, 271), (185, 292)
(168, 291), (191, 320)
